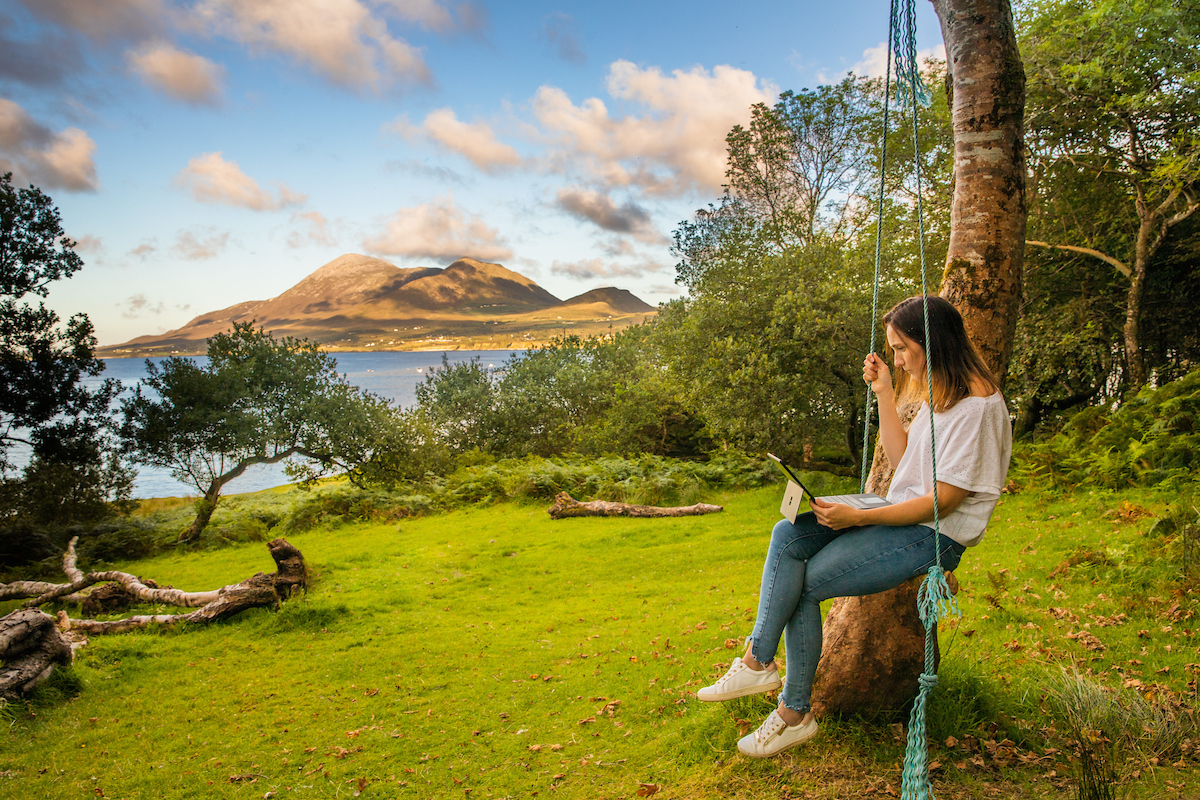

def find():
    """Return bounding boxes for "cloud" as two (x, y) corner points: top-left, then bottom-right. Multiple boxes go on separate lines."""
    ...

(601, 238), (638, 258)
(72, 234), (103, 255)
(129, 241), (157, 259)
(532, 60), (777, 197)
(364, 193), (512, 263)
(390, 108), (521, 173)
(554, 186), (666, 243)
(174, 152), (305, 210)
(128, 41), (225, 104)
(120, 293), (166, 318)
(172, 228), (229, 260)
(16, 0), (169, 42)
(287, 211), (337, 248)
(377, 0), (486, 34)
(193, 0), (433, 91)
(0, 12), (86, 87)
(0, 98), (98, 191)
(384, 158), (471, 185)
(542, 13), (585, 65)
(550, 257), (665, 281)
(848, 42), (947, 80)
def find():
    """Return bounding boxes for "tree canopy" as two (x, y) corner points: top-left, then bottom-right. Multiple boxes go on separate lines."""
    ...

(121, 323), (399, 541)
(0, 173), (120, 474)
(0, 174), (130, 566)
(1021, 0), (1200, 388)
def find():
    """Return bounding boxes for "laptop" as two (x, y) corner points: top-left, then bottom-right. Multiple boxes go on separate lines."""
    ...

(767, 452), (892, 523)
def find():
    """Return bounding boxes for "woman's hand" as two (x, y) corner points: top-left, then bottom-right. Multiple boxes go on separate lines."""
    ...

(809, 497), (862, 531)
(863, 353), (893, 398)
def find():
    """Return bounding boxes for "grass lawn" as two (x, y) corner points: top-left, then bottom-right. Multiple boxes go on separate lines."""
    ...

(1, 483), (1196, 799)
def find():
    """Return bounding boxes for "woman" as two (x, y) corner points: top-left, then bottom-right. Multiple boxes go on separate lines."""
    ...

(697, 295), (1012, 758)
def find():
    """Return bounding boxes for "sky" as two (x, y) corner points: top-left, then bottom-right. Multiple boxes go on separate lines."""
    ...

(2, 0), (945, 346)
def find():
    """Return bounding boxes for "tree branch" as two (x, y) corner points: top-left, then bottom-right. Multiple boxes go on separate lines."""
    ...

(1025, 240), (1131, 278)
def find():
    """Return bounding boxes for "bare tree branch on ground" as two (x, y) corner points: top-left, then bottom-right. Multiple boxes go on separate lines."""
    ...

(0, 538), (307, 700)
(548, 492), (722, 520)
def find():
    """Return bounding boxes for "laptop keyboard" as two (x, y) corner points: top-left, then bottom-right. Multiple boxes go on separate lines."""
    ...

(820, 494), (890, 507)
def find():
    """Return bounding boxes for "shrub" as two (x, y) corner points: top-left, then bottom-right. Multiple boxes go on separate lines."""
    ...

(1013, 367), (1200, 490)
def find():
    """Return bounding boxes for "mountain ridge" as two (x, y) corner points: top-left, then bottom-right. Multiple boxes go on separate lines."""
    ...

(102, 254), (657, 357)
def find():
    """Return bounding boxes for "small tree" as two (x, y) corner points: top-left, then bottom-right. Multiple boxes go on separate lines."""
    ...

(121, 323), (398, 541)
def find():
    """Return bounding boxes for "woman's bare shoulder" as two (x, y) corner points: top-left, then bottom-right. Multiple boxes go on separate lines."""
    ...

(969, 378), (999, 398)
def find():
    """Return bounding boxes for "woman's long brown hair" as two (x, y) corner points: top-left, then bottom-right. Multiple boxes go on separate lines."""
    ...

(883, 295), (999, 412)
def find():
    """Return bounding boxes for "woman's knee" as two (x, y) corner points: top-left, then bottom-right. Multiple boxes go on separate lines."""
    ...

(771, 518), (795, 543)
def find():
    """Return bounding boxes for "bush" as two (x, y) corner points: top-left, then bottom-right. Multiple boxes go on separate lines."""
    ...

(73, 518), (165, 564)
(275, 453), (794, 533)
(1013, 367), (1200, 490)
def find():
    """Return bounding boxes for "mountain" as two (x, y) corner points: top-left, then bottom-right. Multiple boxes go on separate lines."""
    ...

(101, 254), (657, 356)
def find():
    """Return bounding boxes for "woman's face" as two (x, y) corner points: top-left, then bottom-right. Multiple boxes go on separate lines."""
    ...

(886, 324), (926, 380)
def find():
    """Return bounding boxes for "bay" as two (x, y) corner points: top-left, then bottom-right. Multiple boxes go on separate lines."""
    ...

(69, 350), (522, 499)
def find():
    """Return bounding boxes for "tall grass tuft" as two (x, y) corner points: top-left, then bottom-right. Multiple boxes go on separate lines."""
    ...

(1043, 670), (1197, 800)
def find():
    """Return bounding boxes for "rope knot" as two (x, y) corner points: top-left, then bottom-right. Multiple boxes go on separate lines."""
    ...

(918, 673), (939, 690)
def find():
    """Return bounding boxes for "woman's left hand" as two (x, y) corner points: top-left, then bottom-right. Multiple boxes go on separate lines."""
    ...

(809, 497), (862, 531)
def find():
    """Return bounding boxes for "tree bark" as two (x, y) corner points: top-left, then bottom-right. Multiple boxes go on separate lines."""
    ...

(810, 0), (1025, 717)
(0, 609), (74, 700)
(548, 493), (722, 520)
(0, 538), (307, 698)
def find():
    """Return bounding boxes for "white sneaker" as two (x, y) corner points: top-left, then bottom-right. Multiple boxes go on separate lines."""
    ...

(736, 709), (818, 758)
(696, 657), (782, 702)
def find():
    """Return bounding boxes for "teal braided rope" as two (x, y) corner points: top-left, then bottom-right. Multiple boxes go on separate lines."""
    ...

(892, 0), (957, 798)
(859, 0), (896, 493)
(892, 0), (932, 108)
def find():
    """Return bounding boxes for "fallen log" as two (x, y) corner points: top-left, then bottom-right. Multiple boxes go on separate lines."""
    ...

(0, 609), (74, 700)
(1, 537), (224, 608)
(548, 492), (723, 520)
(0, 538), (307, 700)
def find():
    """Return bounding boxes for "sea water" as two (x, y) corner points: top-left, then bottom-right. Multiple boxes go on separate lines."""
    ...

(20, 350), (522, 499)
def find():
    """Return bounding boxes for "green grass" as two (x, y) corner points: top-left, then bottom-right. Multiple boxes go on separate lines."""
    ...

(2, 483), (1197, 799)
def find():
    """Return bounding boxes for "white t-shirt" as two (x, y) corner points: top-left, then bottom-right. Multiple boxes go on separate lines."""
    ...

(885, 393), (1012, 547)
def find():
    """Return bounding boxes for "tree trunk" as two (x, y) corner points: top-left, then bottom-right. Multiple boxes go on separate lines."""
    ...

(547, 493), (722, 519)
(810, 0), (1025, 717)
(0, 609), (74, 700)
(180, 492), (220, 543)
(932, 0), (1027, 383)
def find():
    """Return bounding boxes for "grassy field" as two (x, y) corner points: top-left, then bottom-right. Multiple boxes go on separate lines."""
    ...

(2, 483), (1196, 799)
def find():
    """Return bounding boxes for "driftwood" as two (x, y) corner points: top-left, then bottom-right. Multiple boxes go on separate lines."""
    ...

(0, 538), (307, 699)
(548, 492), (723, 520)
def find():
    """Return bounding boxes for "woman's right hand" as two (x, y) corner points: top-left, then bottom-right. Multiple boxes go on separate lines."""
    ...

(863, 353), (893, 398)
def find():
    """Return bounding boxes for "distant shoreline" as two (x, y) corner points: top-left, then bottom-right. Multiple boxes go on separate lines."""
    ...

(97, 343), (537, 359)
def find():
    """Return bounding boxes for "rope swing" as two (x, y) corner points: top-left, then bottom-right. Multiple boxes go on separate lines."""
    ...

(858, 2), (960, 799)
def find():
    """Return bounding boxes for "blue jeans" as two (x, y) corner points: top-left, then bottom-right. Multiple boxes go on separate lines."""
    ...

(749, 512), (965, 714)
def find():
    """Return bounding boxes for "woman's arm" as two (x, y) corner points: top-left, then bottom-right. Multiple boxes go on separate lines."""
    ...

(810, 481), (969, 531)
(864, 353), (907, 466)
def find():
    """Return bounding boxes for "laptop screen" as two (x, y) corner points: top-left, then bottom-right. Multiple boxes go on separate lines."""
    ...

(767, 453), (815, 499)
